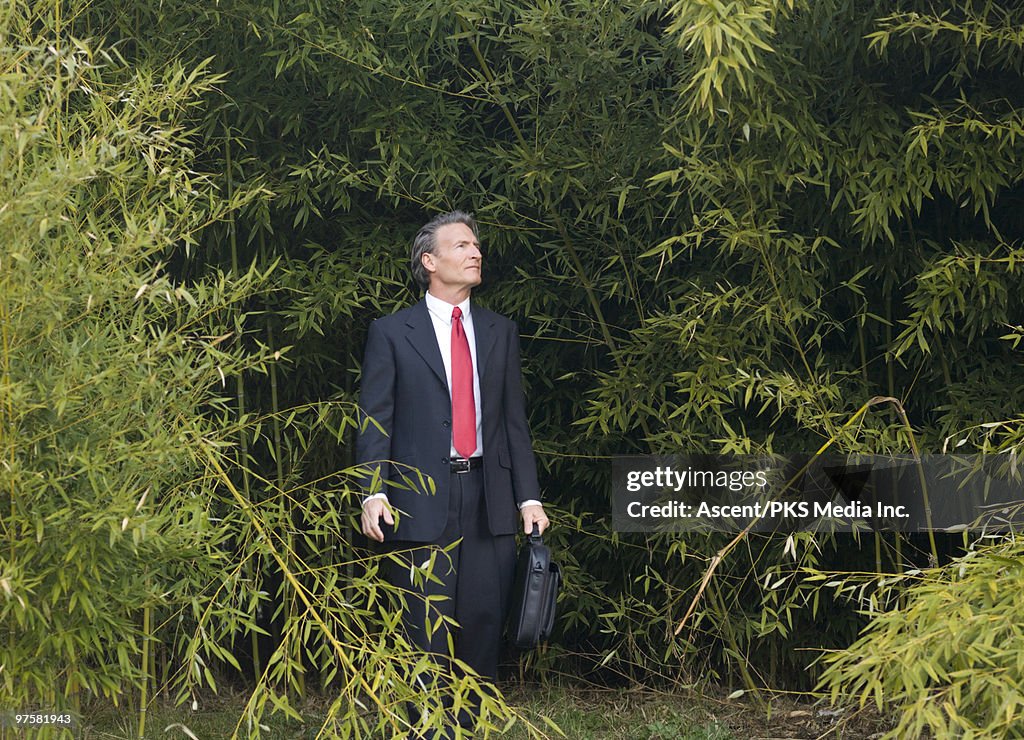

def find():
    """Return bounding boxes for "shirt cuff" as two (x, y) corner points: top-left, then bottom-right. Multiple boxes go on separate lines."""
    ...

(518, 499), (542, 510)
(362, 492), (390, 508)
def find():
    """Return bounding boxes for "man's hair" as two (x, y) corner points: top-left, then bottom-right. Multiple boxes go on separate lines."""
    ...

(411, 210), (479, 289)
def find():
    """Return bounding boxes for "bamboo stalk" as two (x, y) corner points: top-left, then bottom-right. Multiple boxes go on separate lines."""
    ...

(708, 581), (766, 711)
(864, 313), (882, 574)
(139, 602), (152, 739)
(884, 296), (904, 570)
(222, 118), (265, 686)
(267, 320), (304, 698)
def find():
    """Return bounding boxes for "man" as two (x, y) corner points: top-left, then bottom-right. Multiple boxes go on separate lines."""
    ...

(356, 211), (550, 709)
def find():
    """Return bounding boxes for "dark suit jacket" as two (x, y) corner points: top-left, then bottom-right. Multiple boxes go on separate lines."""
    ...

(356, 299), (540, 542)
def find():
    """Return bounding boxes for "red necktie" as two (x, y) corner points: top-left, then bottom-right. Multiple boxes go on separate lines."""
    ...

(451, 306), (477, 458)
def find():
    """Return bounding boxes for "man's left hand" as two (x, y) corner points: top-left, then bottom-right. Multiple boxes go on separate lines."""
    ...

(520, 504), (550, 535)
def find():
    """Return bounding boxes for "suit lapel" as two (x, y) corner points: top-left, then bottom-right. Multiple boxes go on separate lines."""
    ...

(473, 304), (498, 381)
(404, 300), (448, 389)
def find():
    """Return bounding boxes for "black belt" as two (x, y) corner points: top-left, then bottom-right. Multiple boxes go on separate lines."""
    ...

(449, 456), (483, 473)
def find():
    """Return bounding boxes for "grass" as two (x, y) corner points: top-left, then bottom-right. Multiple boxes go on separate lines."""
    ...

(74, 684), (736, 739)
(502, 685), (734, 740)
(69, 680), (891, 739)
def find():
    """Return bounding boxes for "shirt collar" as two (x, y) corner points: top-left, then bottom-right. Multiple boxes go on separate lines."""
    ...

(425, 291), (471, 326)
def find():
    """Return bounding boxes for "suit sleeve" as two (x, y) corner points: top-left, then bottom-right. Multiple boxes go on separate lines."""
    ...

(503, 322), (541, 504)
(355, 319), (395, 495)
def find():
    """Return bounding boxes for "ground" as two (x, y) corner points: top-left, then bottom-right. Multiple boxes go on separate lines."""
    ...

(71, 683), (894, 739)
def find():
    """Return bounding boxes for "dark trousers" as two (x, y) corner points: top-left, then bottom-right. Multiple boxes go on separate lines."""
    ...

(386, 464), (516, 681)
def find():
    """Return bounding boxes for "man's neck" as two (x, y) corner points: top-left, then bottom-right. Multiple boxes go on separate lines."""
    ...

(426, 286), (472, 306)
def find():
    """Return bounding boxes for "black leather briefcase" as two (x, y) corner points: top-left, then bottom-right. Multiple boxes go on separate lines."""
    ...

(507, 524), (561, 649)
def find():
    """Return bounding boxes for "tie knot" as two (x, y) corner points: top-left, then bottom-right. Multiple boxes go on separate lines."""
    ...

(452, 307), (463, 321)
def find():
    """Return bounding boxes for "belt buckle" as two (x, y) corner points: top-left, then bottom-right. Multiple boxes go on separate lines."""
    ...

(451, 457), (470, 474)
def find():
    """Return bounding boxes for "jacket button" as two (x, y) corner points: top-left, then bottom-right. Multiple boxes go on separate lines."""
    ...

(442, 420), (450, 428)
(441, 457), (449, 464)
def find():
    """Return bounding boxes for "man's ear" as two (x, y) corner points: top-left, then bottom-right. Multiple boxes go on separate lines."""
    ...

(421, 251), (436, 275)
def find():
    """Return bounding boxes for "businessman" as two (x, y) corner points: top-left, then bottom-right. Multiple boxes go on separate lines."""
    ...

(356, 210), (549, 692)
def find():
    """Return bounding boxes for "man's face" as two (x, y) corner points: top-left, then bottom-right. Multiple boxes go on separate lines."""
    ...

(423, 222), (483, 293)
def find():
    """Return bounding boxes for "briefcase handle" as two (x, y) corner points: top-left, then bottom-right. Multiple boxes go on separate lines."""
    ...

(530, 523), (543, 543)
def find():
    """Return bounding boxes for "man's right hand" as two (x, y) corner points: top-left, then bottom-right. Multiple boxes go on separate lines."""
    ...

(361, 497), (395, 543)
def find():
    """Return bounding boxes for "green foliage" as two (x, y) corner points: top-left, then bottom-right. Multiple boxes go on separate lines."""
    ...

(818, 535), (1024, 738)
(5, 0), (1024, 732)
(0, 2), (265, 707)
(94, 0), (1024, 688)
(0, 4), (536, 737)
